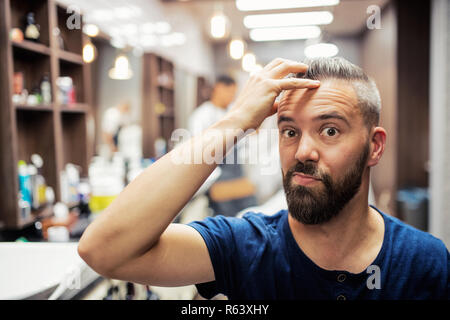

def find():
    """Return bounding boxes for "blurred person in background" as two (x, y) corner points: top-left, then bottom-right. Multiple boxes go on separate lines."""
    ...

(188, 75), (236, 137)
(189, 75), (257, 217)
(102, 101), (132, 155)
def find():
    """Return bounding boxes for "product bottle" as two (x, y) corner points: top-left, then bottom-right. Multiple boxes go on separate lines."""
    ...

(18, 160), (32, 205)
(31, 154), (47, 207)
(24, 12), (40, 41)
(66, 164), (80, 204)
(41, 75), (52, 105)
(27, 164), (37, 209)
(53, 27), (65, 50)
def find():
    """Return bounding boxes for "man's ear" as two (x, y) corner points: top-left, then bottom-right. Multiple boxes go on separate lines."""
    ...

(367, 127), (386, 167)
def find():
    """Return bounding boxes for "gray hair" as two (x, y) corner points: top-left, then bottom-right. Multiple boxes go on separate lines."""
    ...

(297, 57), (381, 128)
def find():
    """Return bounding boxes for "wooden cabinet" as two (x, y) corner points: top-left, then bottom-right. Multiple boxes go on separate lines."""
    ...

(196, 76), (212, 108)
(142, 53), (176, 158)
(0, 0), (92, 229)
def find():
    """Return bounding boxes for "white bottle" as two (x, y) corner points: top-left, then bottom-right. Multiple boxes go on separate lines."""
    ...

(41, 75), (51, 105)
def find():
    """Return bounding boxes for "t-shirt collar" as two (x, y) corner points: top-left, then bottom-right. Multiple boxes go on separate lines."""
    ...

(281, 205), (390, 281)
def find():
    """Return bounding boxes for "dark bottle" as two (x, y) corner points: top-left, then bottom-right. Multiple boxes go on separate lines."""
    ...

(24, 12), (40, 41)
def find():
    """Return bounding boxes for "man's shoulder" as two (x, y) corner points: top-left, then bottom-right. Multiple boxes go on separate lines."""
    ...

(377, 207), (448, 260)
(193, 102), (219, 114)
(241, 209), (287, 228)
(104, 107), (120, 117)
(189, 102), (223, 128)
(189, 209), (287, 238)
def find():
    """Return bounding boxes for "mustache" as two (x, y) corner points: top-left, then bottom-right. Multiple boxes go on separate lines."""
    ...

(286, 161), (322, 180)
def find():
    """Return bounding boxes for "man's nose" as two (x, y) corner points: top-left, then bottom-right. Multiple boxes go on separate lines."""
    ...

(294, 134), (319, 163)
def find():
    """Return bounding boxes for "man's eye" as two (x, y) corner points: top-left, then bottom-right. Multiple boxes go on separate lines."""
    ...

(282, 129), (297, 138)
(321, 127), (339, 137)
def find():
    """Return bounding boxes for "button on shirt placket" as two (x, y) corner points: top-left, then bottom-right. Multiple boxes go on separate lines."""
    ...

(335, 273), (348, 300)
(337, 273), (346, 283)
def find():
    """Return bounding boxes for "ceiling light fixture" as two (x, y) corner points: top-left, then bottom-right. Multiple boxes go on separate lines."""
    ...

(82, 42), (97, 63)
(210, 1), (230, 39)
(249, 26), (321, 42)
(109, 54), (133, 80)
(210, 13), (229, 39)
(236, 0), (340, 11)
(83, 24), (99, 37)
(304, 43), (339, 58)
(229, 39), (245, 59)
(243, 11), (333, 29)
(160, 32), (187, 47)
(155, 21), (172, 34)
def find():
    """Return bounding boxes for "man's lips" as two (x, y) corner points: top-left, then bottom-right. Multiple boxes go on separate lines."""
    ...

(292, 172), (321, 186)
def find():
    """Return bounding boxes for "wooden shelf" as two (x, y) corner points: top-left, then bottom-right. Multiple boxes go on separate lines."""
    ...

(157, 84), (174, 91)
(60, 112), (88, 176)
(15, 104), (53, 112)
(159, 108), (175, 117)
(59, 58), (86, 104)
(12, 40), (50, 56)
(0, 0), (91, 230)
(58, 50), (83, 65)
(10, 0), (50, 47)
(197, 76), (212, 107)
(59, 103), (88, 113)
(142, 53), (176, 158)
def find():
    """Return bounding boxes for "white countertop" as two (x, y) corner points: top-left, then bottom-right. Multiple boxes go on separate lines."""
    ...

(0, 242), (98, 300)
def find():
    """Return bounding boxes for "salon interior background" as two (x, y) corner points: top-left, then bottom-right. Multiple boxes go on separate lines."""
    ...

(0, 0), (449, 247)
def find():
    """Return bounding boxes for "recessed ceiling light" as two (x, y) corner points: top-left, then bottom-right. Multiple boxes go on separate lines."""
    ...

(236, 0), (340, 11)
(109, 55), (133, 80)
(83, 43), (96, 63)
(141, 23), (155, 34)
(249, 26), (321, 42)
(89, 9), (114, 22)
(210, 13), (229, 39)
(244, 11), (333, 29)
(155, 22), (172, 34)
(83, 24), (99, 37)
(110, 37), (126, 49)
(304, 43), (339, 58)
(229, 39), (245, 59)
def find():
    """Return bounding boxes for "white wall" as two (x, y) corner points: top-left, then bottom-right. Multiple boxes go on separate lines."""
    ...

(429, 0), (450, 248)
(95, 42), (142, 125)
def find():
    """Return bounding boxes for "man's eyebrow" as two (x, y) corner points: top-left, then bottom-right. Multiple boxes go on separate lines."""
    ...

(313, 112), (351, 126)
(277, 115), (295, 125)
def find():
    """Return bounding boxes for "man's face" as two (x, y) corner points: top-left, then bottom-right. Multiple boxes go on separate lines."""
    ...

(216, 83), (237, 107)
(278, 79), (370, 225)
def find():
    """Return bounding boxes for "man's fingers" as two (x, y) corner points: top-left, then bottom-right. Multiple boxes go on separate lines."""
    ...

(262, 58), (286, 72)
(268, 101), (279, 116)
(268, 61), (308, 79)
(276, 78), (320, 91)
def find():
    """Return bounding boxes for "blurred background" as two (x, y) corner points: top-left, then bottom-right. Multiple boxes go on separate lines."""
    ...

(0, 0), (449, 300)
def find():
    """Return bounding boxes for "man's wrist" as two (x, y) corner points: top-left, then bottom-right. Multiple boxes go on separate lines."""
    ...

(214, 113), (251, 132)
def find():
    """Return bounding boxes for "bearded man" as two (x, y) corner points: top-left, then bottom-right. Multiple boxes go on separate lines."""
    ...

(78, 57), (449, 300)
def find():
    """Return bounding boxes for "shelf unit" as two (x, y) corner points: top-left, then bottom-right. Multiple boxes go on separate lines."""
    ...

(0, 0), (92, 229)
(142, 53), (176, 158)
(196, 76), (212, 108)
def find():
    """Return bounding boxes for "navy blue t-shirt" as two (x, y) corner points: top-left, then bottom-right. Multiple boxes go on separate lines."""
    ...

(187, 206), (449, 300)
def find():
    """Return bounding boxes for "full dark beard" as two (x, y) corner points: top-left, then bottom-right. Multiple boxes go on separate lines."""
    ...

(282, 142), (370, 225)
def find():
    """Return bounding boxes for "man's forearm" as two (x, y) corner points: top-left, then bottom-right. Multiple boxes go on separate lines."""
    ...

(78, 117), (246, 273)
